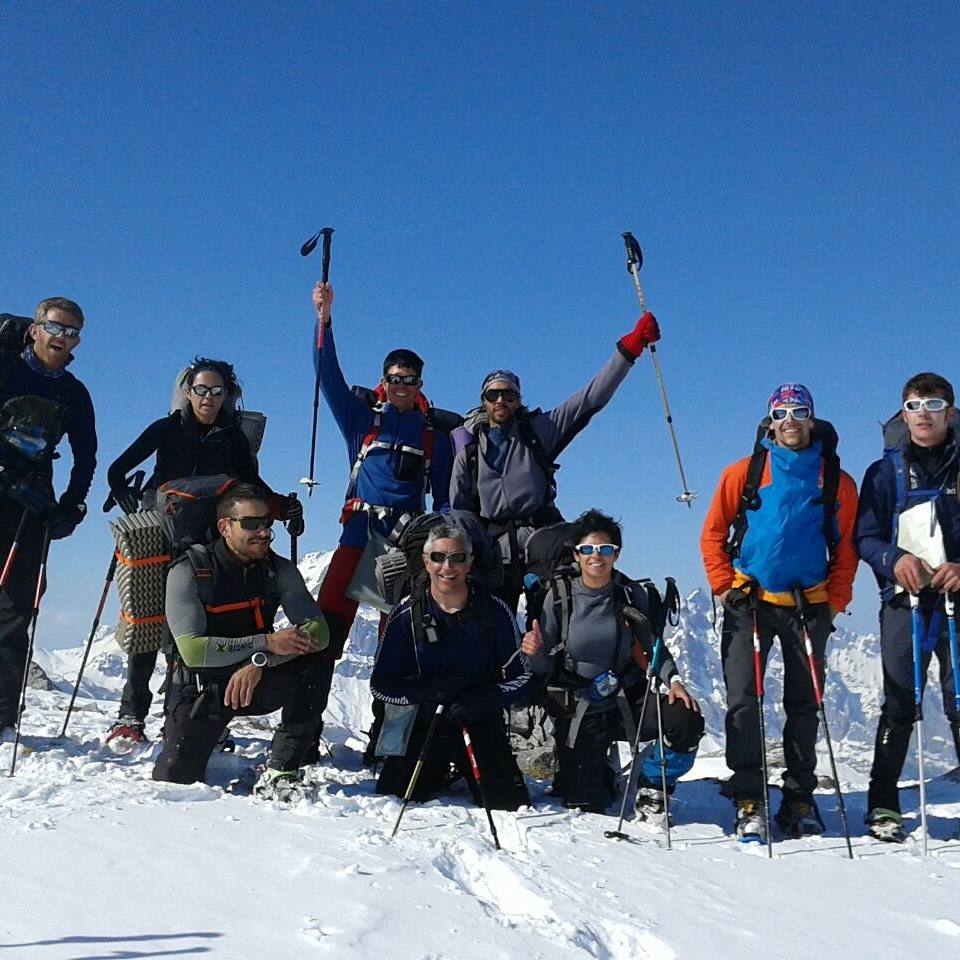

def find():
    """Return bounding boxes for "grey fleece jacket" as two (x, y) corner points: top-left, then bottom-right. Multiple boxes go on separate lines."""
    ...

(530, 578), (679, 689)
(448, 349), (633, 562)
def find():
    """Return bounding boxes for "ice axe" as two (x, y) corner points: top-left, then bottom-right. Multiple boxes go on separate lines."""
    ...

(301, 226), (334, 497)
(621, 232), (696, 507)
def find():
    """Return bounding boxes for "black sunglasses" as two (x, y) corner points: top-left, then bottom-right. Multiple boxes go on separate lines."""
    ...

(227, 515), (274, 531)
(425, 551), (470, 565)
(189, 384), (227, 397)
(483, 388), (519, 403)
(384, 373), (421, 386)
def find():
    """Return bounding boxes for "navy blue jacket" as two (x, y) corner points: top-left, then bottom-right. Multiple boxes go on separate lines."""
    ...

(855, 421), (960, 601)
(370, 587), (532, 707)
(0, 348), (96, 512)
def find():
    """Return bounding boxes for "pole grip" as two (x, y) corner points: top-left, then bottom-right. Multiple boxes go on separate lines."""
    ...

(621, 232), (643, 271)
(321, 227), (334, 282)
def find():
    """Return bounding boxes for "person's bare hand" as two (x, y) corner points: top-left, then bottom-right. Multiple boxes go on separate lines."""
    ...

(266, 626), (316, 657)
(893, 553), (935, 594)
(668, 679), (701, 714)
(521, 619), (543, 657)
(930, 561), (960, 594)
(224, 664), (262, 710)
(312, 281), (334, 326)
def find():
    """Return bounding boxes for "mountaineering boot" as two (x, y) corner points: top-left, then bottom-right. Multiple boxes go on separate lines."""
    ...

(735, 799), (767, 843)
(775, 798), (824, 838)
(634, 783), (666, 819)
(252, 767), (313, 802)
(0, 725), (16, 745)
(105, 717), (148, 748)
(866, 807), (906, 844)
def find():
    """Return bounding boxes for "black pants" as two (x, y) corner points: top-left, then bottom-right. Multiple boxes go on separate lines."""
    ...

(0, 501), (46, 728)
(376, 706), (529, 811)
(552, 695), (704, 813)
(152, 653), (328, 784)
(118, 648), (162, 721)
(721, 596), (831, 803)
(868, 597), (960, 813)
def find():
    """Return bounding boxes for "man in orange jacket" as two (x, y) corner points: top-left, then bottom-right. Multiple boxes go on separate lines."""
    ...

(700, 383), (858, 842)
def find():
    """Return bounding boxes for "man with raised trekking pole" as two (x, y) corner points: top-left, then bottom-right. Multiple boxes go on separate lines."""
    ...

(855, 372), (960, 844)
(701, 383), (858, 843)
(448, 311), (661, 613)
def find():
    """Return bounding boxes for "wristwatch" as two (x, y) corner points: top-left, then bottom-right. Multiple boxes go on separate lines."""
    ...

(250, 651), (269, 668)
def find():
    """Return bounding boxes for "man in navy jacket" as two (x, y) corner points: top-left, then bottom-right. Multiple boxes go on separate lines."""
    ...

(0, 299), (96, 737)
(855, 371), (960, 841)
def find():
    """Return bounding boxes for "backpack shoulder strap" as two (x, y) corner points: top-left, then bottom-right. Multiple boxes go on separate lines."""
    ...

(517, 409), (559, 482)
(548, 573), (575, 659)
(182, 543), (215, 609)
(724, 419), (771, 558)
(348, 409), (384, 489)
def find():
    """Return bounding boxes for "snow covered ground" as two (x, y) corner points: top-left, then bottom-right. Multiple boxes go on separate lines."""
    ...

(2, 551), (959, 959)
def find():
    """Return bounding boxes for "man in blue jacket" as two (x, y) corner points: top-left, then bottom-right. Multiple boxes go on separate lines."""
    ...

(855, 371), (960, 842)
(309, 282), (454, 749)
(0, 300), (96, 739)
(371, 523), (532, 809)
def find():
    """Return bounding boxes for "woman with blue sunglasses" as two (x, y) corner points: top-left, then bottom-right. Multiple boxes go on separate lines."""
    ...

(522, 509), (703, 815)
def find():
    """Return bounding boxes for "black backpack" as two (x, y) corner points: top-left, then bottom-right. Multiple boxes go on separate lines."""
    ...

(0, 314), (34, 393)
(154, 474), (238, 554)
(724, 416), (842, 559)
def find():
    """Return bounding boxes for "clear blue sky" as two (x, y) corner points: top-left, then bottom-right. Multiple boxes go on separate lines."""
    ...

(2, 2), (957, 646)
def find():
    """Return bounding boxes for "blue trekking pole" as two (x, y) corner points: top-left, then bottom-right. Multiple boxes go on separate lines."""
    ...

(909, 593), (929, 856)
(945, 594), (960, 717)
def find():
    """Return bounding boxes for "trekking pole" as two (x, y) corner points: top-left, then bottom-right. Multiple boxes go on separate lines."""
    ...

(792, 587), (853, 859)
(460, 725), (501, 850)
(750, 599), (774, 857)
(300, 226), (334, 498)
(605, 600), (676, 844)
(604, 638), (659, 841)
(9, 528), (51, 776)
(0, 510), (29, 590)
(620, 232), (696, 507)
(652, 677), (673, 850)
(910, 593), (929, 856)
(390, 703), (443, 838)
(62, 469), (146, 738)
(945, 594), (960, 717)
(288, 491), (299, 565)
(59, 552), (118, 738)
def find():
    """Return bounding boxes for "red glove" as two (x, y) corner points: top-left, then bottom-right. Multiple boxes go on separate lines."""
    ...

(618, 312), (660, 360)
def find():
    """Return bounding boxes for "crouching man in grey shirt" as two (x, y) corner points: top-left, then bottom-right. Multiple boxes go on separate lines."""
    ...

(153, 483), (329, 800)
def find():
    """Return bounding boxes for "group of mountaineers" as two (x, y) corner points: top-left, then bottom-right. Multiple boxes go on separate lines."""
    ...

(0, 252), (958, 851)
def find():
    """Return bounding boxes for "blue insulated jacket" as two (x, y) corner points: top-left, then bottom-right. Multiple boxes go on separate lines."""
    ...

(734, 439), (832, 593)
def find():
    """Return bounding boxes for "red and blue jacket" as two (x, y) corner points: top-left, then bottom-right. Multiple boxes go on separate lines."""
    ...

(315, 323), (452, 548)
(701, 438), (858, 610)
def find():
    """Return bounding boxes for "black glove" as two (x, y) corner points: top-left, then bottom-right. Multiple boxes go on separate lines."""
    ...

(44, 502), (86, 540)
(106, 485), (143, 515)
(447, 684), (503, 725)
(412, 673), (470, 705)
(5, 477), (55, 514)
(283, 496), (305, 537)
